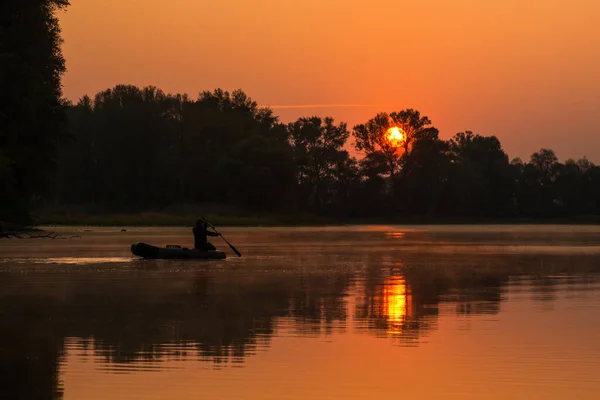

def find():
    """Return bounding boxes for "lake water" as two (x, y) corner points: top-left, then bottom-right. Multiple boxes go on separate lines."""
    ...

(1, 225), (600, 399)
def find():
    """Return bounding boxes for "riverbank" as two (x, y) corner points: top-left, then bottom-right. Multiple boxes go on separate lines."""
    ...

(34, 211), (329, 227)
(33, 211), (600, 227)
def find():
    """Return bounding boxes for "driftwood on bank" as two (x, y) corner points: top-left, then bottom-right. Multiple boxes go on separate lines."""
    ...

(0, 231), (81, 240)
(0, 221), (81, 240)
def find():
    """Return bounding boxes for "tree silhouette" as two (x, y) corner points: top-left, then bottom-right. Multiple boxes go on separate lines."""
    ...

(396, 137), (451, 215)
(389, 109), (439, 161)
(353, 112), (401, 178)
(353, 109), (439, 177)
(0, 0), (70, 223)
(288, 117), (352, 212)
(515, 149), (561, 217)
(447, 131), (514, 216)
(34, 83), (600, 221)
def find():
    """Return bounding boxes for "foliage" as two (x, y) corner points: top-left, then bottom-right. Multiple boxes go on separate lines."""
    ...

(41, 85), (600, 221)
(446, 131), (514, 216)
(288, 117), (353, 212)
(353, 113), (400, 177)
(352, 109), (438, 179)
(0, 0), (70, 223)
(389, 109), (439, 159)
(53, 87), (295, 213)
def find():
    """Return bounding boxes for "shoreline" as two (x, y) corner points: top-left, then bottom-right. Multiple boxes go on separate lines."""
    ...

(33, 212), (600, 227)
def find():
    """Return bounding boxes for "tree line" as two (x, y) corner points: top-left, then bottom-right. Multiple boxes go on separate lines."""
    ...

(3, 1), (600, 224)
(45, 84), (600, 220)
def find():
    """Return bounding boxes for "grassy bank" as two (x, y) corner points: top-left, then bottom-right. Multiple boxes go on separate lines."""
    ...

(35, 211), (333, 227)
(33, 211), (600, 227)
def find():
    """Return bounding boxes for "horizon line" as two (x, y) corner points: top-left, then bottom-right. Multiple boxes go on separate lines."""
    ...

(265, 104), (398, 109)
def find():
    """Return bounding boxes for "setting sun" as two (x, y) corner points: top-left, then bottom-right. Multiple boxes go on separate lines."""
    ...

(387, 126), (404, 148)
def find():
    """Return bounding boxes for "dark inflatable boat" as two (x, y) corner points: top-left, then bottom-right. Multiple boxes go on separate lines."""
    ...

(131, 242), (227, 260)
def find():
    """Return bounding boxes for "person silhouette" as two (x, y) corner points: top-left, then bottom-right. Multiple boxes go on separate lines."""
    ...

(193, 219), (218, 251)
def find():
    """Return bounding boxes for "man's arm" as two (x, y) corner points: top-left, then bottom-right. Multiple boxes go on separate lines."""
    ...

(207, 231), (219, 237)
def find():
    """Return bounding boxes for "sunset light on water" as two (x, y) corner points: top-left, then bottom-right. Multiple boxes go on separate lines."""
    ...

(382, 276), (410, 335)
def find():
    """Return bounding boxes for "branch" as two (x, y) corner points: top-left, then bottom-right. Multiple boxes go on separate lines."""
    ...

(0, 231), (81, 240)
(0, 220), (81, 240)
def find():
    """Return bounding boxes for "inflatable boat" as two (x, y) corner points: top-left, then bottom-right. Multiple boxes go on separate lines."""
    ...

(131, 242), (227, 260)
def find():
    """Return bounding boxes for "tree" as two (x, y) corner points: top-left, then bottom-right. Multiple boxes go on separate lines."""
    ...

(180, 88), (288, 207)
(53, 85), (186, 211)
(353, 109), (438, 178)
(0, 0), (70, 223)
(583, 165), (600, 214)
(389, 109), (439, 161)
(515, 149), (560, 217)
(197, 88), (279, 136)
(552, 157), (598, 215)
(447, 131), (514, 216)
(216, 135), (295, 211)
(353, 113), (398, 177)
(352, 109), (439, 214)
(52, 86), (296, 213)
(396, 138), (452, 215)
(530, 148), (559, 180)
(287, 117), (350, 211)
(329, 152), (362, 216)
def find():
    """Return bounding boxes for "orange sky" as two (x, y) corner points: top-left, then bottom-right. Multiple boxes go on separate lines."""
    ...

(59, 0), (600, 161)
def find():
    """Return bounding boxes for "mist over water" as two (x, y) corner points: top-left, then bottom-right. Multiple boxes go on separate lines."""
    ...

(1, 226), (600, 399)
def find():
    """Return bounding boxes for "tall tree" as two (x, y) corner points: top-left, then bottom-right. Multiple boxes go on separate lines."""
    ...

(0, 0), (70, 223)
(353, 109), (438, 178)
(396, 137), (451, 215)
(554, 159), (587, 214)
(515, 149), (560, 217)
(54, 86), (295, 213)
(447, 131), (514, 216)
(288, 117), (350, 211)
(181, 88), (288, 206)
(389, 109), (439, 161)
(352, 113), (399, 178)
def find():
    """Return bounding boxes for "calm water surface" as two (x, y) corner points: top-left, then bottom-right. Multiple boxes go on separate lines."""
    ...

(1, 225), (600, 399)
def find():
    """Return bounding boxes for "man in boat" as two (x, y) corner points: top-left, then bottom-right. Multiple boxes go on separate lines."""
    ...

(193, 219), (219, 251)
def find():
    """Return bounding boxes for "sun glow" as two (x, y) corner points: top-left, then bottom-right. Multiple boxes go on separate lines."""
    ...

(386, 126), (404, 148)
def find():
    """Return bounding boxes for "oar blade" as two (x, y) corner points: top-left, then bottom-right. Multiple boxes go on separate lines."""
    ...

(230, 244), (242, 257)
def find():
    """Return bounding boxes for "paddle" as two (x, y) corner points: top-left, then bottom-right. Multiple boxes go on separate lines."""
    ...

(202, 217), (242, 257)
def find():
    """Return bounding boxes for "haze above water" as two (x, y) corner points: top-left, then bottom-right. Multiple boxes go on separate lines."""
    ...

(1, 225), (600, 399)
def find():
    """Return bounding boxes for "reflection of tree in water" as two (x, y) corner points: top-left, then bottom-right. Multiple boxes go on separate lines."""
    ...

(355, 254), (600, 346)
(0, 288), (66, 400)
(65, 271), (351, 366)
(288, 271), (351, 335)
(0, 267), (355, 399)
(1, 253), (600, 399)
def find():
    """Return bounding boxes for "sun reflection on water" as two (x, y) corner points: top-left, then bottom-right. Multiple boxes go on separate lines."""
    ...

(382, 276), (411, 334)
